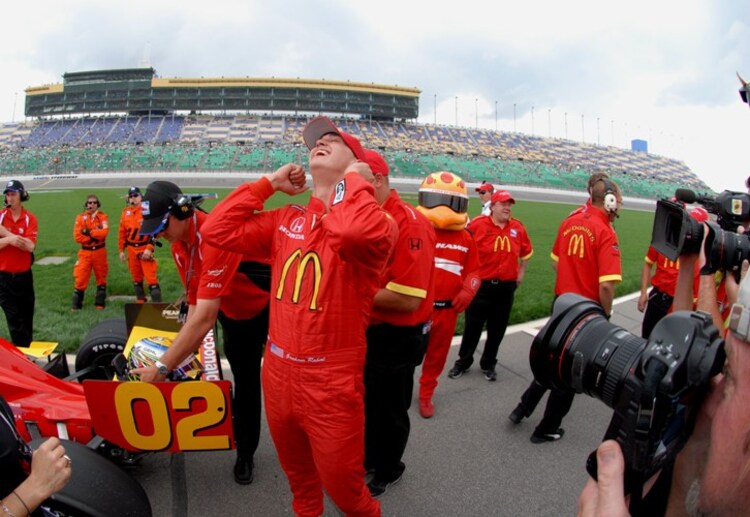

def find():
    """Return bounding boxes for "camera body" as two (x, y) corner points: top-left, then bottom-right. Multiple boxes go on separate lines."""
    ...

(530, 294), (725, 494)
(651, 190), (750, 274)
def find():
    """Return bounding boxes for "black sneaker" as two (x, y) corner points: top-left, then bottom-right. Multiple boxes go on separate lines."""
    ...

(234, 457), (254, 485)
(508, 405), (525, 424)
(530, 428), (565, 444)
(448, 365), (466, 379)
(483, 369), (497, 382)
(367, 473), (403, 497)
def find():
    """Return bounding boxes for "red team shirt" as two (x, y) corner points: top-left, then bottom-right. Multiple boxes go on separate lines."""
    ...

(0, 208), (38, 273)
(170, 211), (269, 320)
(551, 208), (621, 300)
(645, 246), (680, 296)
(370, 190), (435, 327)
(468, 215), (533, 281)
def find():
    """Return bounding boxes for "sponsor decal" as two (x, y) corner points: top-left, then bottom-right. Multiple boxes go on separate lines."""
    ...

(290, 216), (305, 233)
(494, 235), (511, 252)
(276, 250), (322, 310)
(408, 237), (423, 250)
(568, 234), (586, 258)
(332, 180), (345, 205)
(200, 330), (221, 381)
(142, 201), (151, 216)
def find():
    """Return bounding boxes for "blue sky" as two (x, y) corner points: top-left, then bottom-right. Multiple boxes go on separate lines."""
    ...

(1, 0), (748, 192)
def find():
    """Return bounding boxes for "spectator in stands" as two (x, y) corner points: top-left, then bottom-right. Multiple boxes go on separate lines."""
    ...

(71, 195), (109, 310)
(475, 181), (494, 216)
(200, 116), (396, 516)
(362, 150), (435, 497)
(118, 187), (161, 303)
(0, 180), (37, 347)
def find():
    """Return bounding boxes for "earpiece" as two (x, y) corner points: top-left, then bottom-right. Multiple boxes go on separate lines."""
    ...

(600, 179), (618, 213)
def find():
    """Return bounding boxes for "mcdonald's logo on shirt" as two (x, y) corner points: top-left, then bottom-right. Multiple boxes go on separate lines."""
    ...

(276, 249), (322, 310)
(567, 233), (586, 258)
(494, 235), (511, 253)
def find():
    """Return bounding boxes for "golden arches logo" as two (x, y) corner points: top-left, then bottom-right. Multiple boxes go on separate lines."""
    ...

(276, 250), (322, 310)
(567, 234), (586, 258)
(494, 235), (511, 252)
(661, 257), (678, 270)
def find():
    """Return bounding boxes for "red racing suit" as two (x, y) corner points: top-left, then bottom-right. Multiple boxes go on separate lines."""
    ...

(202, 173), (397, 517)
(73, 210), (109, 292)
(118, 205), (158, 289)
(418, 228), (479, 403)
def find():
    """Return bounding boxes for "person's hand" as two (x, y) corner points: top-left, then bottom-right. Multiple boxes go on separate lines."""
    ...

(578, 440), (630, 517)
(130, 365), (167, 382)
(346, 160), (374, 184)
(268, 164), (308, 195)
(141, 249), (153, 261)
(119, 251), (126, 263)
(81, 228), (90, 236)
(637, 292), (648, 312)
(26, 437), (72, 497)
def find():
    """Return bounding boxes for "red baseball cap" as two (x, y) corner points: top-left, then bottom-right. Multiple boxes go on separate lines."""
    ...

(475, 181), (494, 194)
(363, 149), (389, 176)
(491, 190), (515, 204)
(303, 116), (367, 161)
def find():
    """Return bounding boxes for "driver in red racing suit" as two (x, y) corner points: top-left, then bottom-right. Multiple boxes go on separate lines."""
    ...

(202, 116), (397, 517)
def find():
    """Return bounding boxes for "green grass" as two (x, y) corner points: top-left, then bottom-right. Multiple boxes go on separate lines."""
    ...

(0, 189), (653, 353)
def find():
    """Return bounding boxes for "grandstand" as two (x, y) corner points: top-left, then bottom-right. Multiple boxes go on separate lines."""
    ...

(0, 68), (711, 199)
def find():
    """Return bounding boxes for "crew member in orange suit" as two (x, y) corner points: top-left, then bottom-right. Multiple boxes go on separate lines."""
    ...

(72, 194), (109, 310)
(118, 187), (161, 303)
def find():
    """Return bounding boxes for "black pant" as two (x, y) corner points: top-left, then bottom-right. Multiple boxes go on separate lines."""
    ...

(218, 305), (268, 461)
(455, 280), (516, 371)
(364, 322), (428, 483)
(517, 380), (575, 435)
(0, 270), (34, 348)
(641, 287), (673, 339)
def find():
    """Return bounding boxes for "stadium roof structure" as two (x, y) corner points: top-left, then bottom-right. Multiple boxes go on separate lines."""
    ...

(24, 68), (421, 121)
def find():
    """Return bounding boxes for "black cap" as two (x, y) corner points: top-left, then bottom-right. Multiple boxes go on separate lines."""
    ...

(139, 181), (182, 235)
(128, 186), (141, 196)
(4, 179), (25, 194)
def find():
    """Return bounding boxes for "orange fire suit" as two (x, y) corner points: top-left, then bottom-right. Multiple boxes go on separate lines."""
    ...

(202, 174), (397, 517)
(73, 209), (109, 306)
(118, 205), (159, 301)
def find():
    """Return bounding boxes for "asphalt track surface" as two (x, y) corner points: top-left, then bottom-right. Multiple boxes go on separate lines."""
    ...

(14, 173), (654, 516)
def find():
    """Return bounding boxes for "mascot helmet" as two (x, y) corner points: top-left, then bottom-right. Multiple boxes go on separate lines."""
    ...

(416, 171), (469, 231)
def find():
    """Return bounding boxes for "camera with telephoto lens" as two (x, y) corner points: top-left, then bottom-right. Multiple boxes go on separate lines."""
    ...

(651, 189), (750, 275)
(530, 294), (725, 498)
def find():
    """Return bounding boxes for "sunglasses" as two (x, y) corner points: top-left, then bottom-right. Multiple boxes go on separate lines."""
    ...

(128, 193), (140, 198)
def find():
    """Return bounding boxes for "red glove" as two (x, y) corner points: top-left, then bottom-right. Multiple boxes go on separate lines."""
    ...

(451, 273), (481, 313)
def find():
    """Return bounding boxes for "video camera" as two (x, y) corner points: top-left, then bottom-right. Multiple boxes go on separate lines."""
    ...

(651, 189), (750, 274)
(530, 294), (725, 508)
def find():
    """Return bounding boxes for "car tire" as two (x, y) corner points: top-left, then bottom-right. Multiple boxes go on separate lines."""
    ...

(75, 318), (128, 382)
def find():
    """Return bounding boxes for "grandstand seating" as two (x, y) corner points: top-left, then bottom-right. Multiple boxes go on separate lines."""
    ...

(0, 114), (709, 198)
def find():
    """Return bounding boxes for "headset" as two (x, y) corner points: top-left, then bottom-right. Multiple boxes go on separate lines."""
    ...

(170, 193), (195, 220)
(3, 183), (29, 203)
(599, 178), (618, 213)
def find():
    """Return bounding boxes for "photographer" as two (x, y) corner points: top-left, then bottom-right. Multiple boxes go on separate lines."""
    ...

(579, 223), (749, 516)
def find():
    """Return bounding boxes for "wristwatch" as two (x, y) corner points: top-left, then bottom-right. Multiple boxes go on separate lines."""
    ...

(154, 360), (170, 377)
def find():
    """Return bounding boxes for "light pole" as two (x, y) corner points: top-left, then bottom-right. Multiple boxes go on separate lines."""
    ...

(434, 94), (437, 125)
(475, 98), (478, 129)
(455, 96), (458, 126)
(513, 103), (517, 132)
(611, 120), (614, 146)
(564, 111), (568, 139)
(494, 100), (498, 131)
(597, 117), (600, 146)
(547, 108), (551, 138)
(581, 114), (585, 143)
(531, 106), (535, 135)
(12, 92), (18, 123)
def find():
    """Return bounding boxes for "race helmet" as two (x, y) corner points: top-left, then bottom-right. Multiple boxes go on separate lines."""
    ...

(126, 336), (204, 381)
(416, 171), (469, 231)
